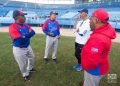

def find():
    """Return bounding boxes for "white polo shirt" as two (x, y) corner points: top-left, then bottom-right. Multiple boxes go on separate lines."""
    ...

(75, 19), (91, 44)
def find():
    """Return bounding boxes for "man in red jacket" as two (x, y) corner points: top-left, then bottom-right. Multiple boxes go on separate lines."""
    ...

(81, 9), (116, 86)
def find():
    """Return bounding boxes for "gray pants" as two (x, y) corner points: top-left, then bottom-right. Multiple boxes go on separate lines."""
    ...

(83, 71), (104, 86)
(13, 46), (35, 77)
(44, 36), (58, 59)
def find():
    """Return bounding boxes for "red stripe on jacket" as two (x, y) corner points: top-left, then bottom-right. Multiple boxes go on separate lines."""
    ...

(9, 23), (32, 40)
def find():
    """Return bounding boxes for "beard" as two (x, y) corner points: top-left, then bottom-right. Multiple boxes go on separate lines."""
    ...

(20, 19), (25, 24)
(90, 23), (95, 31)
(90, 28), (95, 31)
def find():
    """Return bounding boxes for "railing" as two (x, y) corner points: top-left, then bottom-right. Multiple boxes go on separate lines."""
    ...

(1, 1), (120, 10)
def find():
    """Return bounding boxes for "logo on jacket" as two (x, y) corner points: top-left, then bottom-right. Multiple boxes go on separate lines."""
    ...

(91, 47), (98, 53)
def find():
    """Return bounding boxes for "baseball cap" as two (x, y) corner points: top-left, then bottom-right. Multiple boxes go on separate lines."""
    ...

(13, 10), (27, 19)
(78, 8), (88, 14)
(92, 8), (109, 22)
(50, 11), (58, 15)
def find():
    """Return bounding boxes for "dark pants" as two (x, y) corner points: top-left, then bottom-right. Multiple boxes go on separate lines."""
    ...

(75, 42), (84, 64)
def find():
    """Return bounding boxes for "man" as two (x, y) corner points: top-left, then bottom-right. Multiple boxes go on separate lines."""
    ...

(73, 9), (91, 71)
(9, 10), (36, 81)
(81, 9), (116, 86)
(42, 11), (60, 64)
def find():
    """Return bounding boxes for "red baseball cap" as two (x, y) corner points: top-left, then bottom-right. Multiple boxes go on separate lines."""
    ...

(92, 8), (109, 22)
(13, 10), (27, 19)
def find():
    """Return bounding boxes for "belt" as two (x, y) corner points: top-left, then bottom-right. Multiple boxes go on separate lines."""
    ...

(48, 35), (56, 37)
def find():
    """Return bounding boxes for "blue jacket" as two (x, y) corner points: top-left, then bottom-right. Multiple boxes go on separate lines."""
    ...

(9, 23), (35, 48)
(42, 19), (60, 37)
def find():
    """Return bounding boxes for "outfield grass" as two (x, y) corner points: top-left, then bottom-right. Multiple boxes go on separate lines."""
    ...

(0, 33), (120, 86)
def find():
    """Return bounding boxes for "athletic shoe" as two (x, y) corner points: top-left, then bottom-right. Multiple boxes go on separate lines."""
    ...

(75, 65), (82, 71)
(53, 59), (58, 64)
(73, 64), (82, 71)
(73, 64), (80, 69)
(24, 75), (30, 81)
(29, 68), (36, 72)
(44, 58), (49, 64)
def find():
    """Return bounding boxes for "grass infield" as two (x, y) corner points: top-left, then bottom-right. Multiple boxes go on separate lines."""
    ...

(0, 33), (120, 86)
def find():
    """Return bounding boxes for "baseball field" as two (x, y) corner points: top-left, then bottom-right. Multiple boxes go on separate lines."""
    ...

(0, 27), (120, 86)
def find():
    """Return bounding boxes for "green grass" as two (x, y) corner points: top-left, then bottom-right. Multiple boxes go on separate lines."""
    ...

(0, 33), (120, 86)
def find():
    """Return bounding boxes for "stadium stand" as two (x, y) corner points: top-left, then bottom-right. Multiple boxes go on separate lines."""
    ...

(59, 12), (78, 19)
(0, 0), (8, 5)
(0, 0), (120, 30)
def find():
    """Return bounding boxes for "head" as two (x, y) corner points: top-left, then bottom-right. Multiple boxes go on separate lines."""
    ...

(78, 9), (88, 20)
(13, 10), (27, 24)
(50, 11), (58, 21)
(90, 9), (109, 31)
(15, 15), (26, 24)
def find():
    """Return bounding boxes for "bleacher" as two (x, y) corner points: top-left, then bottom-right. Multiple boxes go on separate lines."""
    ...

(59, 12), (78, 19)
(5, 1), (40, 9)
(0, 0), (120, 29)
(0, 0), (8, 5)
(0, 8), (9, 17)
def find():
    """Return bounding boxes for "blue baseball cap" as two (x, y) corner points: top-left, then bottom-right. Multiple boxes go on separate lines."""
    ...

(78, 8), (88, 14)
(13, 10), (27, 19)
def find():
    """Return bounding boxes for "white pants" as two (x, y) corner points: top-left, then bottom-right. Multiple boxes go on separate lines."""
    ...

(13, 46), (35, 77)
(83, 71), (104, 86)
(44, 36), (58, 59)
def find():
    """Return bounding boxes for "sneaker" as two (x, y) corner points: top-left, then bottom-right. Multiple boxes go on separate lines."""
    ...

(29, 68), (36, 72)
(44, 58), (49, 64)
(53, 59), (58, 64)
(74, 65), (82, 71)
(73, 64), (80, 69)
(24, 75), (30, 81)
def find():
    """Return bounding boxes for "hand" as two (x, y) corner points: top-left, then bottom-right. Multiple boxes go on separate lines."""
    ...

(76, 29), (79, 32)
(55, 35), (60, 40)
(75, 16), (79, 21)
(74, 16), (79, 29)
(57, 36), (60, 39)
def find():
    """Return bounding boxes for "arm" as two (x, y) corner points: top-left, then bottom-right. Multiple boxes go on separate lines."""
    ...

(24, 30), (35, 38)
(57, 23), (60, 36)
(9, 25), (21, 40)
(73, 16), (80, 32)
(25, 24), (36, 38)
(82, 39), (104, 71)
(42, 20), (49, 35)
(56, 24), (60, 39)
(9, 25), (27, 43)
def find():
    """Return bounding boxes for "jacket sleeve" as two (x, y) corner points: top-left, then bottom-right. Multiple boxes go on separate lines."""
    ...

(42, 20), (48, 35)
(9, 25), (21, 40)
(9, 25), (29, 43)
(25, 30), (35, 38)
(57, 23), (60, 36)
(81, 38), (104, 71)
(25, 24), (36, 38)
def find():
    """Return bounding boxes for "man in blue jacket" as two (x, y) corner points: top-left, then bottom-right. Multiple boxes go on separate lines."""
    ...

(9, 10), (36, 81)
(42, 11), (60, 64)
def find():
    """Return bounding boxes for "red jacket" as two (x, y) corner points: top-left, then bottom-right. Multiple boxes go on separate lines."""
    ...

(81, 23), (116, 75)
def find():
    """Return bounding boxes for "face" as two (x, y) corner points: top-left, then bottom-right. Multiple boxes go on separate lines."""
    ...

(50, 14), (57, 20)
(16, 15), (26, 24)
(90, 16), (97, 31)
(80, 12), (87, 19)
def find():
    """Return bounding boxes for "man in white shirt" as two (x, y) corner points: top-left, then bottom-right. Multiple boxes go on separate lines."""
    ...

(73, 9), (91, 71)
